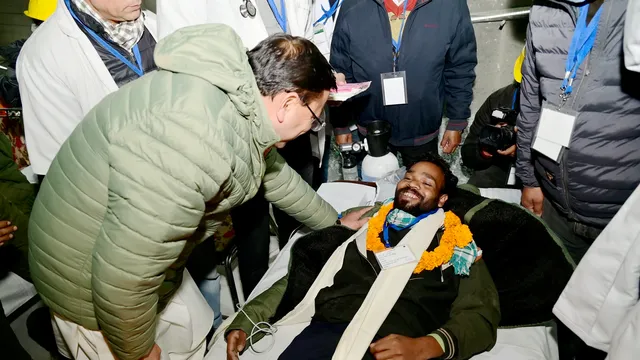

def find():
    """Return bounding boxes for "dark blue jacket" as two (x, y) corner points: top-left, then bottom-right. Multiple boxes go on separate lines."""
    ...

(330, 0), (477, 146)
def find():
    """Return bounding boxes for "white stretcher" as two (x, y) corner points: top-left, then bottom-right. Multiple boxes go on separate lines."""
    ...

(207, 183), (559, 360)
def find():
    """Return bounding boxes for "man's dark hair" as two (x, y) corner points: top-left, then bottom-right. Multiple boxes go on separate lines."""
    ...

(247, 33), (336, 103)
(406, 153), (459, 195)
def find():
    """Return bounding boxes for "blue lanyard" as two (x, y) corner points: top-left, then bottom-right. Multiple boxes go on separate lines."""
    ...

(314, 0), (343, 26)
(267, 0), (288, 33)
(511, 88), (518, 110)
(392, 0), (410, 67)
(382, 208), (438, 248)
(64, 0), (144, 77)
(561, 4), (603, 96)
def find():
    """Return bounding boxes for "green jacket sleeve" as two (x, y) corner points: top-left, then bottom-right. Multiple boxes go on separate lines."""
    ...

(226, 274), (289, 346)
(430, 260), (500, 360)
(91, 131), (211, 360)
(262, 149), (337, 230)
(0, 133), (35, 282)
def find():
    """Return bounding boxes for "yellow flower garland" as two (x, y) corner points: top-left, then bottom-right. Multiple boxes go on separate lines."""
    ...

(366, 203), (473, 274)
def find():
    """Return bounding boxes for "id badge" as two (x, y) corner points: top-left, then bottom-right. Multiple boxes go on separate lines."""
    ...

(532, 103), (577, 162)
(374, 245), (417, 270)
(381, 71), (408, 106)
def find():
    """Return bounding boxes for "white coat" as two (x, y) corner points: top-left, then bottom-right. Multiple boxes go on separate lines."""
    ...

(16, 0), (158, 176)
(156, 0), (328, 166)
(624, 0), (640, 72)
(156, 0), (314, 48)
(553, 185), (640, 359)
(311, 0), (342, 61)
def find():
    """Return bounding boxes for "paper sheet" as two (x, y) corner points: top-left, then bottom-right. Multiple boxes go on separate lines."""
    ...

(328, 82), (372, 102)
(316, 182), (377, 213)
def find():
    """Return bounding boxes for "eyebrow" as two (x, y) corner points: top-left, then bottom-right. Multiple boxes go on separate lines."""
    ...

(407, 170), (436, 182)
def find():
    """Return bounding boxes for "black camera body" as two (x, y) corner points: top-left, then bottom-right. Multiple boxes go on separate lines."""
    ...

(478, 107), (518, 155)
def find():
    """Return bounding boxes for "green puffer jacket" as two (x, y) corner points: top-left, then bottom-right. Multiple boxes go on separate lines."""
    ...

(28, 24), (337, 360)
(0, 133), (35, 282)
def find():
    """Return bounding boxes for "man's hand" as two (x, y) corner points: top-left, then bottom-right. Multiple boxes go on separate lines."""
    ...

(339, 207), (373, 230)
(0, 221), (17, 246)
(140, 344), (161, 360)
(335, 133), (353, 145)
(335, 72), (347, 85)
(226, 330), (248, 360)
(496, 125), (518, 158)
(441, 130), (462, 154)
(521, 187), (544, 216)
(370, 334), (444, 360)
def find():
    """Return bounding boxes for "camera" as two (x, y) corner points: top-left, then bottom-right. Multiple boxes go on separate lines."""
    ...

(478, 107), (517, 155)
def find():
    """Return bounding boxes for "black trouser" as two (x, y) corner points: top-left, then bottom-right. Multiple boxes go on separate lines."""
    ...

(389, 139), (439, 167)
(541, 199), (607, 360)
(468, 164), (513, 188)
(541, 198), (604, 264)
(279, 321), (377, 360)
(0, 300), (31, 360)
(231, 134), (315, 296)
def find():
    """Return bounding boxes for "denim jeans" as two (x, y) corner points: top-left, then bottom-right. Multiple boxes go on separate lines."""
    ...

(186, 238), (223, 328)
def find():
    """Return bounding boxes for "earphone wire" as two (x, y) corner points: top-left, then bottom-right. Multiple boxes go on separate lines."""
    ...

(237, 304), (278, 353)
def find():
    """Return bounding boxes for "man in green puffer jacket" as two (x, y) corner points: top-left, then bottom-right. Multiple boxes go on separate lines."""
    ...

(28, 24), (367, 360)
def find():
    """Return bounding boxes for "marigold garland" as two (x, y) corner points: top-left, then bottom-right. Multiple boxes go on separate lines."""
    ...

(366, 203), (473, 274)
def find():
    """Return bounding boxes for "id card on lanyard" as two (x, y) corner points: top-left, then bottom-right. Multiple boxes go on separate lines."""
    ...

(381, 0), (409, 106)
(64, 0), (145, 77)
(532, 4), (603, 162)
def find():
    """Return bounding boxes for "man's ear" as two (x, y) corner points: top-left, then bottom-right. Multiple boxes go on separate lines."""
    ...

(274, 92), (298, 124)
(437, 194), (449, 208)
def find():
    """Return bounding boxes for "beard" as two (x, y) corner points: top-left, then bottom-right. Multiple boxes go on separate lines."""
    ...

(394, 188), (437, 217)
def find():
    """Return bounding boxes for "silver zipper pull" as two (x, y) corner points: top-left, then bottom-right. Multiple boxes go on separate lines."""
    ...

(440, 267), (444, 283)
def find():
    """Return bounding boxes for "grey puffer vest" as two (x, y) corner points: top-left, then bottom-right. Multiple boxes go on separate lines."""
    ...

(516, 0), (640, 227)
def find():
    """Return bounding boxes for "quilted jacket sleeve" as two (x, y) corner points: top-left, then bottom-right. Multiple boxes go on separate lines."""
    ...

(262, 149), (337, 230)
(91, 130), (211, 360)
(516, 24), (541, 188)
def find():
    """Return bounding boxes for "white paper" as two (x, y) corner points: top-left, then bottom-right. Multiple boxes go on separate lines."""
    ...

(532, 136), (563, 161)
(383, 77), (407, 106)
(374, 245), (417, 270)
(316, 182), (377, 213)
(507, 166), (517, 186)
(537, 107), (576, 148)
(329, 82), (372, 102)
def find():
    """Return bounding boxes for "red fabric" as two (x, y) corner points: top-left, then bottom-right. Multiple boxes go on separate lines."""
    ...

(384, 0), (417, 17)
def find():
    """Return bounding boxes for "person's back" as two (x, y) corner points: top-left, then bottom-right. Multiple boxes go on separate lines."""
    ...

(29, 24), (337, 360)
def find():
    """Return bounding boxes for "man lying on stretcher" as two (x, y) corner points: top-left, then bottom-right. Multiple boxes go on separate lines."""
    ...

(226, 154), (501, 360)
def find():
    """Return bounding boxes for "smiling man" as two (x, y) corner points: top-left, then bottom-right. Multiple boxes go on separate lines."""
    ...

(26, 25), (373, 360)
(224, 153), (499, 360)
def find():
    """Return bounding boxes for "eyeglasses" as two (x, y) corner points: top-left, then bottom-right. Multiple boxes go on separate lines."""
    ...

(305, 103), (326, 132)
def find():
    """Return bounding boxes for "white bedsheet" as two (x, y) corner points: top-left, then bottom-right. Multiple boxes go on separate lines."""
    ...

(208, 185), (558, 360)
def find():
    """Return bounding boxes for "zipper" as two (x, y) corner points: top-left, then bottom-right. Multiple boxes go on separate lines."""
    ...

(557, 1), (608, 219)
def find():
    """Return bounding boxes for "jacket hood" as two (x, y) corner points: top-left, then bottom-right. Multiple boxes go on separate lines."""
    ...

(153, 24), (280, 150)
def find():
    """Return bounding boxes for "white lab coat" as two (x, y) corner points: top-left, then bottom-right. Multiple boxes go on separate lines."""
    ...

(16, 0), (158, 176)
(156, 0), (329, 165)
(624, 0), (640, 72)
(553, 185), (640, 359)
(156, 0), (314, 48)
(311, 0), (342, 61)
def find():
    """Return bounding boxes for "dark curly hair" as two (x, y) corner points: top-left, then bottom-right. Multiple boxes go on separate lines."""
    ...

(405, 153), (459, 195)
